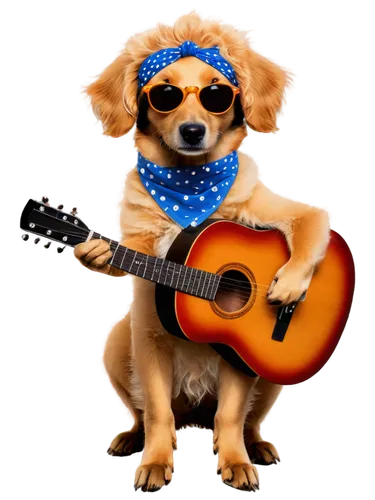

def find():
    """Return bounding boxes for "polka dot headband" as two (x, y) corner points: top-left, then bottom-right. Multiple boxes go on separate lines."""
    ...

(138, 41), (238, 88)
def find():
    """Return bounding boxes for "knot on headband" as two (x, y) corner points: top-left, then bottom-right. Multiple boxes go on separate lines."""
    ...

(138, 40), (238, 88)
(180, 40), (199, 57)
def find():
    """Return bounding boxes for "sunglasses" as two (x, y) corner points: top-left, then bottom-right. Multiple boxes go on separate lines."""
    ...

(142, 83), (240, 115)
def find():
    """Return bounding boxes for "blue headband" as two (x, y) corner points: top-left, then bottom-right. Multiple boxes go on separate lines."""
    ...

(138, 41), (238, 88)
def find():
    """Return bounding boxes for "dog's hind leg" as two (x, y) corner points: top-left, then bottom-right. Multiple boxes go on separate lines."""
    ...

(104, 312), (145, 457)
(244, 378), (282, 466)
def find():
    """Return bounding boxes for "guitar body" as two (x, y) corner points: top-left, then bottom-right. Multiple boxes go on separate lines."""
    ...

(156, 220), (355, 385)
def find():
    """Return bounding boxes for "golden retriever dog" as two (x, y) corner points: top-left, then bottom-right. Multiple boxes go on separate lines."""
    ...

(74, 13), (330, 492)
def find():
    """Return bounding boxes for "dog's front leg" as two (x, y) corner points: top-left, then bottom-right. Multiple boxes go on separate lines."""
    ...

(132, 299), (176, 492)
(245, 181), (330, 305)
(267, 205), (330, 304)
(214, 360), (259, 491)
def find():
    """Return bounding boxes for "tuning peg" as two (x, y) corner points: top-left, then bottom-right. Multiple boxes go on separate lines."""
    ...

(39, 193), (51, 204)
(70, 207), (78, 216)
(33, 236), (43, 247)
(56, 201), (65, 210)
(21, 234), (29, 241)
(42, 240), (52, 250)
(57, 246), (66, 253)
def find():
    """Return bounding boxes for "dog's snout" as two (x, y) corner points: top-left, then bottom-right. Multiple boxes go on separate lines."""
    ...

(179, 123), (206, 146)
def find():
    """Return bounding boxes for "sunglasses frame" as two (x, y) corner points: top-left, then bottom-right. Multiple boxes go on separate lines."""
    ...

(142, 82), (240, 115)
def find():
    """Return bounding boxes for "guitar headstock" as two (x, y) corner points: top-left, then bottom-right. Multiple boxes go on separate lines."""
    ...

(20, 198), (90, 249)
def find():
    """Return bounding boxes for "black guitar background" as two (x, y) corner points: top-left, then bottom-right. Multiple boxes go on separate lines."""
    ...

(16, 6), (362, 498)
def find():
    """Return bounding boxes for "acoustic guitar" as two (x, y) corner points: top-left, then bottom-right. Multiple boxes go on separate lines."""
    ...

(20, 198), (355, 385)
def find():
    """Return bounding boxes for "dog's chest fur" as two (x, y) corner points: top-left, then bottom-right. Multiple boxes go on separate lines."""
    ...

(157, 225), (220, 405)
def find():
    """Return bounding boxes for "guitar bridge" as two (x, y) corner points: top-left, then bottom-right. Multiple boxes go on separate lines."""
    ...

(271, 292), (306, 342)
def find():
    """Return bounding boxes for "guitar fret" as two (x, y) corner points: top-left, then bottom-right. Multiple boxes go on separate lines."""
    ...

(164, 261), (170, 285)
(188, 268), (195, 295)
(134, 252), (143, 275)
(181, 267), (188, 291)
(169, 263), (174, 284)
(160, 260), (167, 284)
(143, 255), (148, 278)
(151, 257), (159, 282)
(171, 262), (177, 288)
(175, 264), (182, 290)
(205, 274), (213, 299)
(192, 269), (197, 293)
(208, 274), (218, 300)
(200, 272), (207, 297)
(212, 274), (221, 299)
(119, 247), (128, 270)
(193, 269), (200, 296)
(197, 270), (203, 295)
(186, 269), (191, 292)
(152, 257), (163, 283)
(197, 272), (203, 295)
(128, 252), (137, 273)
(109, 242), (120, 265)
(186, 268), (193, 294)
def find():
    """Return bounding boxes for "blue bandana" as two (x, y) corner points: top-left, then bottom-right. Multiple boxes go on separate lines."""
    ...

(138, 41), (238, 88)
(137, 151), (239, 228)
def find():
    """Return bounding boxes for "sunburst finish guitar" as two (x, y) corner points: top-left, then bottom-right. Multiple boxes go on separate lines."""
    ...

(21, 198), (355, 385)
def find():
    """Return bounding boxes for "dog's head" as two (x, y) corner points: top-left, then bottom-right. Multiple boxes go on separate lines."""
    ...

(136, 56), (245, 156)
(86, 13), (291, 157)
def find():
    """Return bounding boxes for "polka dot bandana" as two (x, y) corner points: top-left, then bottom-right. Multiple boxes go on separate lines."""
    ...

(137, 151), (239, 228)
(138, 41), (238, 88)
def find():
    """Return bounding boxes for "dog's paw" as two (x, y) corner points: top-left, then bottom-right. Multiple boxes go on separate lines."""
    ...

(218, 462), (259, 491)
(107, 429), (144, 457)
(212, 427), (261, 493)
(134, 463), (173, 492)
(134, 420), (176, 491)
(247, 441), (280, 466)
(267, 263), (311, 305)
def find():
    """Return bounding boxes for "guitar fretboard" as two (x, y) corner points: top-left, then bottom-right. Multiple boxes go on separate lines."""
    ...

(93, 232), (220, 301)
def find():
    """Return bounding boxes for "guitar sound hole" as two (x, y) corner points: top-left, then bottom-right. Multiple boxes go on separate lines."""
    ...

(215, 270), (252, 313)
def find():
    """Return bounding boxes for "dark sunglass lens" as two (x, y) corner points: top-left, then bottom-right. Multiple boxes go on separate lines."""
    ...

(149, 85), (184, 112)
(200, 84), (234, 113)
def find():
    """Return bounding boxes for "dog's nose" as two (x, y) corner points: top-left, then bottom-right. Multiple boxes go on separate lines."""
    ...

(179, 123), (206, 146)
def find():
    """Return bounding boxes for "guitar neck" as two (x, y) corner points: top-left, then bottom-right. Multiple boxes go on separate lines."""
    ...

(92, 232), (220, 301)
(19, 199), (219, 301)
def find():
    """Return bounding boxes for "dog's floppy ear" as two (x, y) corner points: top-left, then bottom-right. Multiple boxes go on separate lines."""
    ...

(235, 49), (291, 133)
(85, 52), (138, 138)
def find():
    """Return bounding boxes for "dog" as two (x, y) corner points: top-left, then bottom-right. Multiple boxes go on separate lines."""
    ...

(74, 13), (330, 492)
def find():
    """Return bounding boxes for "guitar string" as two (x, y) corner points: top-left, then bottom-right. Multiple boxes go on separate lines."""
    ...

(48, 234), (349, 315)
(63, 223), (284, 291)
(28, 225), (343, 310)
(34, 225), (315, 300)
(107, 243), (302, 294)
(107, 246), (343, 309)
(31, 223), (319, 295)
(44, 231), (350, 309)
(106, 249), (344, 311)
(55, 230), (338, 298)
(108, 247), (329, 307)
(103, 239), (280, 291)
(111, 250), (275, 293)
(91, 231), (275, 291)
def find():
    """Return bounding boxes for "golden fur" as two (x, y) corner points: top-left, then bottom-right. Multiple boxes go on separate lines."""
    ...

(75, 13), (330, 492)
